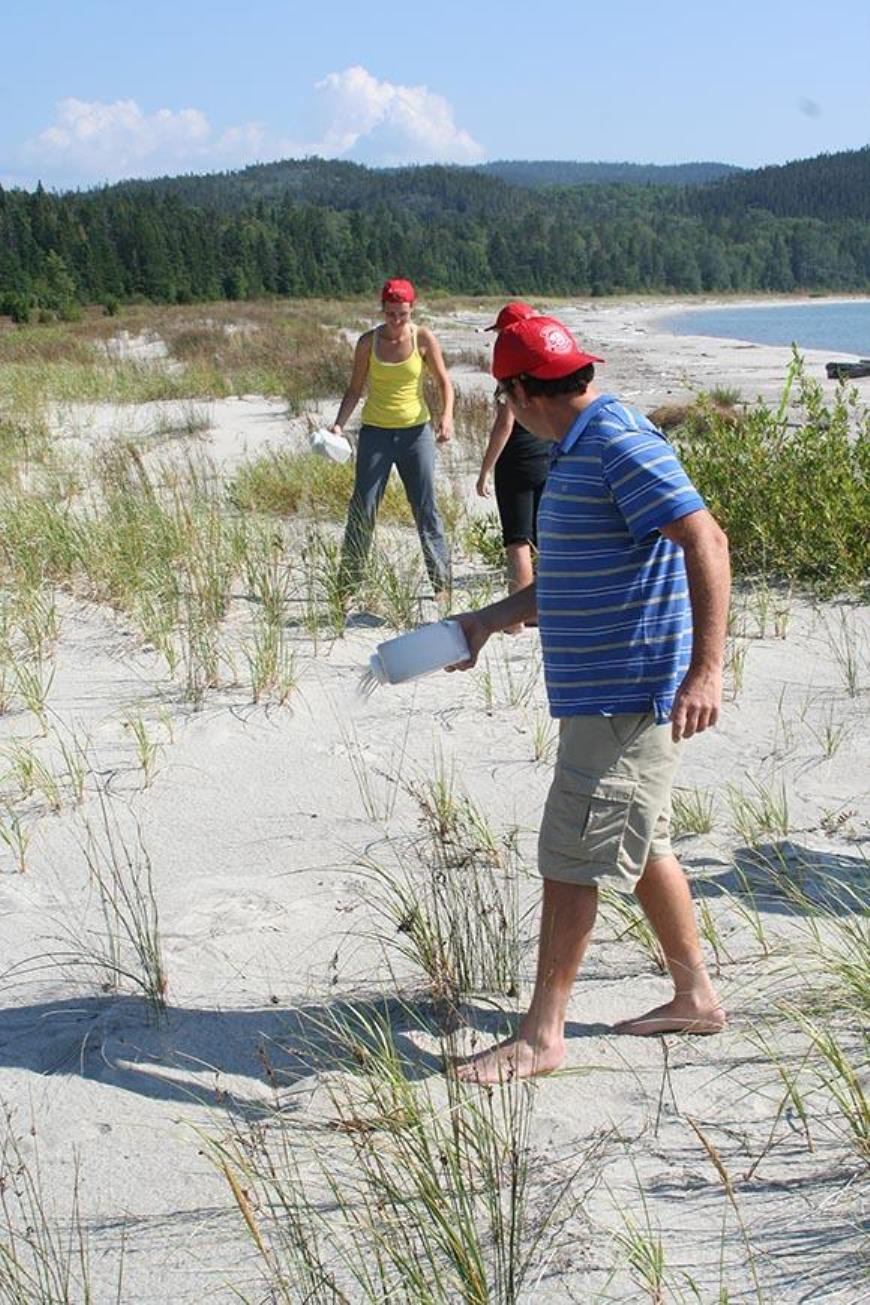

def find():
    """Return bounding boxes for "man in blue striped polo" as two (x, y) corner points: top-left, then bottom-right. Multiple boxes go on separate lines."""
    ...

(452, 313), (731, 1084)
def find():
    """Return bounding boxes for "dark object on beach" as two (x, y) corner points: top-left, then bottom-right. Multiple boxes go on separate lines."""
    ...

(825, 359), (870, 380)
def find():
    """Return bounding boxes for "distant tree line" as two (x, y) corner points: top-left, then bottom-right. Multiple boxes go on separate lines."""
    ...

(1, 149), (868, 320)
(477, 160), (742, 187)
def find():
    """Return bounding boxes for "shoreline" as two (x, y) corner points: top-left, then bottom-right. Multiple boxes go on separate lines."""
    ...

(437, 294), (870, 410)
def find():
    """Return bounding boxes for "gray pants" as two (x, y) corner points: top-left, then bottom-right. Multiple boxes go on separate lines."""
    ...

(340, 423), (451, 593)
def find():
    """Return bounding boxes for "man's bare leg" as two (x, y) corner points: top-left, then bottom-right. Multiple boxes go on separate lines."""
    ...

(455, 879), (596, 1083)
(613, 853), (726, 1036)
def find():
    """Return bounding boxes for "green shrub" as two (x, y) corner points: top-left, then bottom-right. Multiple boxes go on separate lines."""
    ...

(0, 292), (32, 324)
(673, 353), (869, 594)
(463, 512), (506, 568)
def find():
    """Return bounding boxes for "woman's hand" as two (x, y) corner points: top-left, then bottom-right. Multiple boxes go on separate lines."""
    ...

(476, 472), (490, 498)
(436, 416), (453, 444)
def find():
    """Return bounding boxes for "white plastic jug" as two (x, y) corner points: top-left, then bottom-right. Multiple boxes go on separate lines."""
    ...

(310, 427), (352, 464)
(364, 620), (469, 689)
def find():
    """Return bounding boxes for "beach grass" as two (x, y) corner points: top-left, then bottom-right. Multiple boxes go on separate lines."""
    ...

(0, 298), (355, 409)
(208, 1002), (591, 1303)
(0, 1111), (122, 1304)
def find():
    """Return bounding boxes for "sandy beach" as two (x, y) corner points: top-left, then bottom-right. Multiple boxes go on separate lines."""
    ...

(442, 293), (870, 409)
(0, 296), (867, 1302)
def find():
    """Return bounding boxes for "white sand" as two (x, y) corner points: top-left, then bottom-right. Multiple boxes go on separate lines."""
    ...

(1, 298), (867, 1302)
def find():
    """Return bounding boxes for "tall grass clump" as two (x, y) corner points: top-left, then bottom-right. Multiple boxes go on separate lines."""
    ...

(0, 411), (54, 488)
(297, 525), (347, 638)
(0, 1109), (123, 1303)
(361, 545), (425, 630)
(360, 767), (529, 1006)
(673, 352), (869, 593)
(0, 443), (243, 700)
(208, 1005), (588, 1303)
(228, 449), (412, 524)
(79, 802), (168, 1013)
(464, 513), (507, 569)
(162, 306), (354, 406)
(4, 797), (170, 1011)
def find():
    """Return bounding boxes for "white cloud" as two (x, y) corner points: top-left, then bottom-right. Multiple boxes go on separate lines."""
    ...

(21, 69), (483, 185)
(316, 66), (484, 166)
(27, 98), (214, 176)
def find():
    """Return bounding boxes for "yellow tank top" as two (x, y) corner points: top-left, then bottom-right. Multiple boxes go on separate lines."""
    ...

(360, 326), (431, 428)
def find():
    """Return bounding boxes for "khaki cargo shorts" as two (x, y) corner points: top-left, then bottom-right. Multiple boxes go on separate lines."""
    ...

(538, 713), (680, 892)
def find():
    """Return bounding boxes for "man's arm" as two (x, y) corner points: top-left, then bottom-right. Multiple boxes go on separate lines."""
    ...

(448, 582), (538, 670)
(660, 509), (730, 741)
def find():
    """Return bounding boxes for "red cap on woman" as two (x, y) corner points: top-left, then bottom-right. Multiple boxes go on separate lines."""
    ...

(484, 301), (537, 332)
(381, 278), (416, 304)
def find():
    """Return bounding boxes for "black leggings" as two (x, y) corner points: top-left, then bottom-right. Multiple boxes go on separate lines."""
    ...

(494, 461), (547, 547)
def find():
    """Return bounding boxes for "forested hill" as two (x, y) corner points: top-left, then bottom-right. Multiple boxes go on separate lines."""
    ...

(1, 148), (868, 318)
(688, 146), (870, 221)
(478, 160), (741, 187)
(101, 156), (740, 212)
(108, 159), (520, 216)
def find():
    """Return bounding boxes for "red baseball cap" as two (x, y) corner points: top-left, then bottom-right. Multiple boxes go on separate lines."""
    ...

(492, 315), (604, 381)
(484, 300), (536, 332)
(381, 277), (416, 304)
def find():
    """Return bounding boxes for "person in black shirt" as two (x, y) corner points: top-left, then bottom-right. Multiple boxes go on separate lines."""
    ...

(476, 302), (550, 633)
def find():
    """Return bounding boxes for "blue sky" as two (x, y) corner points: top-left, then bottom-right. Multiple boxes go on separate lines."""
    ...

(3, 0), (868, 189)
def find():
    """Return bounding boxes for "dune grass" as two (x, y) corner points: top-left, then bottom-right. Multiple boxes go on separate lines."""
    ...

(359, 764), (529, 1007)
(228, 448), (414, 523)
(0, 1109), (124, 1304)
(0, 298), (355, 409)
(208, 1003), (591, 1304)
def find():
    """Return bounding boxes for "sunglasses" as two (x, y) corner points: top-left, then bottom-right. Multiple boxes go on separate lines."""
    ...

(493, 379), (516, 406)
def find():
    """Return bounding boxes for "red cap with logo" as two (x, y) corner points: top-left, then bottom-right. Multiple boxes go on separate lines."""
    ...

(492, 315), (604, 380)
(381, 277), (416, 304)
(484, 300), (537, 332)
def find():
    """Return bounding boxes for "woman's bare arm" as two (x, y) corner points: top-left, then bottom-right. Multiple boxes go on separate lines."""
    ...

(418, 327), (454, 442)
(476, 404), (514, 496)
(331, 334), (372, 433)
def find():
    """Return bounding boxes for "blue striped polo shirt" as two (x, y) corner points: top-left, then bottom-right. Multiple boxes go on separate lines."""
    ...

(537, 394), (705, 722)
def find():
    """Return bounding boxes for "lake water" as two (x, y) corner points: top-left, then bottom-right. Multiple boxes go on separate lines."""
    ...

(661, 300), (870, 357)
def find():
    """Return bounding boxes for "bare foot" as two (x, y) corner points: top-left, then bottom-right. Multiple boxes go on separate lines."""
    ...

(453, 1033), (565, 1084)
(612, 997), (726, 1037)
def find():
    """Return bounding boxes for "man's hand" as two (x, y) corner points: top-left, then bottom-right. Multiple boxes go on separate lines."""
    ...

(670, 666), (722, 741)
(445, 610), (491, 670)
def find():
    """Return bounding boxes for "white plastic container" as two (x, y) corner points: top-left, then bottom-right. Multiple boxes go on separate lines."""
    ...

(310, 427), (352, 464)
(366, 620), (469, 688)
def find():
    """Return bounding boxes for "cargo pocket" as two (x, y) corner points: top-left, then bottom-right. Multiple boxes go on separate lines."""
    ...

(555, 767), (636, 868)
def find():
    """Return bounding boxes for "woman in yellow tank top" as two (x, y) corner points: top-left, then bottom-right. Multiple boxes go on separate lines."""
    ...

(331, 278), (454, 600)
